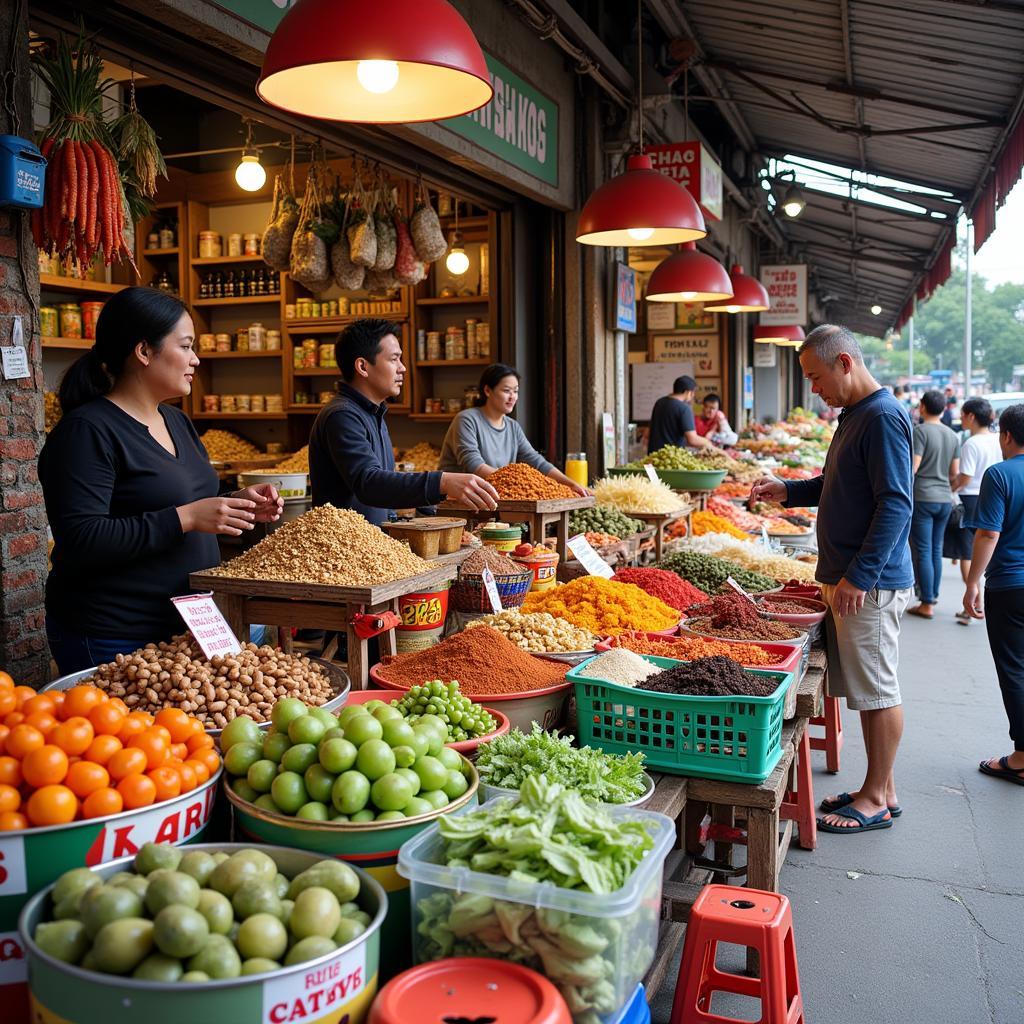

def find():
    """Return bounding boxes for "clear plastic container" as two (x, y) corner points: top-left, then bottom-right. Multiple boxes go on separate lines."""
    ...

(397, 804), (675, 1022)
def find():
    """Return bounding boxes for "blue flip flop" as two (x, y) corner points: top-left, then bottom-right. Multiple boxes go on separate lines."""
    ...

(817, 805), (893, 834)
(819, 791), (903, 818)
(979, 756), (1024, 787)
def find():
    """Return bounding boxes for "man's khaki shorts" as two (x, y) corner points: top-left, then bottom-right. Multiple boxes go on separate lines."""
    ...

(820, 585), (912, 711)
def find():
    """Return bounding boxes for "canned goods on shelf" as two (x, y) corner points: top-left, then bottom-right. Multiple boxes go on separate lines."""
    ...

(80, 302), (103, 340)
(198, 333), (216, 352)
(215, 333), (232, 352)
(319, 390), (333, 404)
(447, 398), (462, 413)
(285, 303), (297, 320)
(159, 227), (176, 249)
(203, 395), (221, 412)
(220, 394), (237, 412)
(236, 394), (252, 412)
(266, 394), (284, 412)
(244, 233), (260, 255)
(250, 394), (266, 412)
(236, 328), (249, 351)
(227, 232), (243, 257)
(198, 230), (222, 258)
(58, 303), (82, 339)
(266, 329), (281, 351)
(39, 306), (58, 337)
(146, 231), (159, 249)
(319, 343), (336, 367)
(248, 322), (266, 350)
(338, 297), (350, 315)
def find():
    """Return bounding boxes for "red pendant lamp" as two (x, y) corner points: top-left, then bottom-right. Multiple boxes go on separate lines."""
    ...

(576, 154), (707, 246)
(646, 242), (733, 303)
(256, 0), (492, 123)
(704, 265), (771, 313)
(754, 324), (806, 346)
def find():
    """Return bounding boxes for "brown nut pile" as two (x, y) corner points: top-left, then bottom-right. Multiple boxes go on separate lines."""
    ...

(81, 634), (336, 730)
(200, 429), (262, 461)
(272, 444), (309, 473)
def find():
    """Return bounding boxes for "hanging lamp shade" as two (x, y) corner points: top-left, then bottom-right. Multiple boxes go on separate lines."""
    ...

(256, 0), (492, 123)
(645, 242), (732, 303)
(576, 155), (706, 246)
(704, 265), (771, 313)
(754, 324), (805, 346)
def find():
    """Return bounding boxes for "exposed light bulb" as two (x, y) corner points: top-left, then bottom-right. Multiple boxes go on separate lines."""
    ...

(783, 200), (804, 218)
(724, 305), (740, 314)
(446, 247), (470, 275)
(871, 303), (882, 315)
(235, 153), (266, 192)
(680, 291), (697, 301)
(626, 227), (655, 241)
(357, 60), (400, 94)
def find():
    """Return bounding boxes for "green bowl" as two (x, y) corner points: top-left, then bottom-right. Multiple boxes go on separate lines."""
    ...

(608, 467), (727, 490)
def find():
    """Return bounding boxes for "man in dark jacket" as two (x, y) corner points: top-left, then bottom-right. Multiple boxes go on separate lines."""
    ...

(647, 375), (715, 454)
(310, 319), (497, 523)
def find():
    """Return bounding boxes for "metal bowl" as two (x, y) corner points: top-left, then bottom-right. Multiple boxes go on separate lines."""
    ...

(41, 656), (350, 738)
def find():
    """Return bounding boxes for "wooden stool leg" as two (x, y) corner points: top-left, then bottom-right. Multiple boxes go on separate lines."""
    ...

(556, 511), (570, 564)
(711, 804), (736, 868)
(376, 601), (397, 658)
(684, 800), (707, 856)
(793, 729), (817, 850)
(346, 623), (368, 691)
(825, 695), (843, 773)
(213, 594), (247, 641)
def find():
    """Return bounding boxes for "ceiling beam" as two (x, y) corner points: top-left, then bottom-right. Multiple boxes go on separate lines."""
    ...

(838, 0), (868, 170)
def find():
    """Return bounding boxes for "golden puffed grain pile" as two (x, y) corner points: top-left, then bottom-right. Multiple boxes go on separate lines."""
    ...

(273, 445), (309, 473)
(466, 610), (595, 653)
(201, 429), (262, 461)
(212, 504), (434, 586)
(400, 442), (441, 472)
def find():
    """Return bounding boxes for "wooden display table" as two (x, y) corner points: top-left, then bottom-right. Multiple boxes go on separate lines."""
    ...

(438, 496), (594, 563)
(189, 564), (458, 688)
(620, 509), (686, 563)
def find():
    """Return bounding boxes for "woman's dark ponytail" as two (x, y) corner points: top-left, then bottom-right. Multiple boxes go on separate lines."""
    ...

(58, 287), (189, 413)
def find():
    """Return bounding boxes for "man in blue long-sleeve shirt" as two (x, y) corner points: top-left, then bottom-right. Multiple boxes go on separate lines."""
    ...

(753, 324), (913, 835)
(310, 319), (498, 523)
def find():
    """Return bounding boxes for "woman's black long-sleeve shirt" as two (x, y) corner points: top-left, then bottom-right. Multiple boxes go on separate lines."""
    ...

(39, 399), (220, 639)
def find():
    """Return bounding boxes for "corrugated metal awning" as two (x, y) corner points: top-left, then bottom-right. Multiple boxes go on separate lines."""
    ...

(669, 0), (1024, 335)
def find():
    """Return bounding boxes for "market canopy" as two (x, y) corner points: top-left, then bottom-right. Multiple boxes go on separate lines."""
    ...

(653, 0), (1024, 335)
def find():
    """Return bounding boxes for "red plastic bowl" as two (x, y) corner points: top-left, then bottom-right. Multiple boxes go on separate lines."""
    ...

(755, 595), (827, 628)
(593, 631), (802, 673)
(343, 688), (510, 755)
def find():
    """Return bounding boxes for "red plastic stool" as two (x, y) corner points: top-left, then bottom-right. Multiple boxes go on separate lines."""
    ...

(669, 885), (805, 1024)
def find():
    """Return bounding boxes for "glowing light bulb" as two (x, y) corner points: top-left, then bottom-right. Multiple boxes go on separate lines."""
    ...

(446, 247), (470, 276)
(725, 305), (740, 314)
(680, 291), (697, 301)
(234, 153), (266, 192)
(783, 200), (803, 217)
(871, 303), (882, 316)
(357, 60), (400, 94)
(626, 227), (655, 241)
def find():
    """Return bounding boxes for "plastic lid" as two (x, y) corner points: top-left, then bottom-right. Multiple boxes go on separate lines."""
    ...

(368, 958), (572, 1024)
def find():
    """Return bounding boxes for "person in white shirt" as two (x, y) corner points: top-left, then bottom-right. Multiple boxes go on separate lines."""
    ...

(952, 397), (1003, 621)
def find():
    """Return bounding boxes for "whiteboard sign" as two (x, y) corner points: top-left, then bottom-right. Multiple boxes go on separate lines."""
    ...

(171, 593), (242, 659)
(644, 464), (660, 483)
(481, 567), (503, 613)
(630, 361), (695, 420)
(567, 534), (615, 578)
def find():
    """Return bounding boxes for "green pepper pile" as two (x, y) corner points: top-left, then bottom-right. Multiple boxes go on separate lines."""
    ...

(659, 549), (775, 595)
(624, 445), (707, 471)
(569, 505), (645, 537)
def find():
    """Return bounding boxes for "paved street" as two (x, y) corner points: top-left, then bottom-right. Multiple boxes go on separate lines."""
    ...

(651, 562), (1024, 1023)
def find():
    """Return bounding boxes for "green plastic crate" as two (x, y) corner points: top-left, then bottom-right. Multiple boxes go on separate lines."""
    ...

(568, 654), (794, 784)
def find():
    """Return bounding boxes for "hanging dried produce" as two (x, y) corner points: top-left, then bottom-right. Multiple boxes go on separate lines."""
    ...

(410, 182), (448, 262)
(110, 72), (166, 200)
(331, 235), (366, 290)
(347, 204), (377, 268)
(31, 32), (138, 270)
(373, 187), (398, 271)
(290, 169), (331, 293)
(262, 172), (300, 271)
(365, 267), (399, 294)
(394, 212), (426, 284)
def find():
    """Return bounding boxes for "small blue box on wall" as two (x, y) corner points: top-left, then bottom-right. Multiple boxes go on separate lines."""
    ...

(0, 135), (47, 209)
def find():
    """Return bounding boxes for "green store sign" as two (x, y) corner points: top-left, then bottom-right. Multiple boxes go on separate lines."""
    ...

(212, 2), (559, 185)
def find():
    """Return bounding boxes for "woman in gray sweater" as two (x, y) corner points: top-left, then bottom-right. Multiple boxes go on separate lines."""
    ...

(439, 363), (588, 494)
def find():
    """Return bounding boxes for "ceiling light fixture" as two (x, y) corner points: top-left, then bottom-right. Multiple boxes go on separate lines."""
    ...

(754, 324), (806, 346)
(646, 242), (733, 304)
(256, 0), (492, 123)
(871, 303), (883, 316)
(704, 265), (771, 313)
(776, 170), (806, 218)
(445, 201), (469, 276)
(234, 121), (266, 192)
(576, 1), (706, 247)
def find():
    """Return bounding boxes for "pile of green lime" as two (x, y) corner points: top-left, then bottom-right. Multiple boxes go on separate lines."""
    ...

(220, 697), (472, 822)
(34, 843), (369, 981)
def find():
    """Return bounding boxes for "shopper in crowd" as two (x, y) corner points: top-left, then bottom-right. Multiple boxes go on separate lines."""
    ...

(941, 389), (958, 428)
(950, 397), (1002, 622)
(693, 393), (739, 447)
(907, 389), (960, 619)
(39, 287), (284, 675)
(647, 375), (715, 453)
(752, 324), (913, 835)
(438, 363), (587, 495)
(309, 319), (498, 525)
(962, 404), (1024, 786)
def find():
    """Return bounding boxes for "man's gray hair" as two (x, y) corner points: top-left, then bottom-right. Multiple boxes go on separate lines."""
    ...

(797, 324), (864, 364)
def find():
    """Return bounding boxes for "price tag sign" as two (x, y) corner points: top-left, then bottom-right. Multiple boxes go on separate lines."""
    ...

(171, 592), (242, 659)
(644, 464), (660, 484)
(567, 534), (615, 578)
(0, 346), (29, 381)
(725, 576), (758, 604)
(481, 567), (503, 614)
(761, 525), (771, 548)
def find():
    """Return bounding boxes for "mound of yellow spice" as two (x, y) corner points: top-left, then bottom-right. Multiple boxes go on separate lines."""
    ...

(522, 576), (680, 636)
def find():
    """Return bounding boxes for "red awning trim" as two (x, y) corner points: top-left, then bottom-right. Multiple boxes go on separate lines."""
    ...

(971, 109), (1024, 252)
(895, 233), (955, 332)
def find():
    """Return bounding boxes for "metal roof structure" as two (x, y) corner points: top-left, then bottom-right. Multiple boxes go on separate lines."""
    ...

(647, 0), (1024, 335)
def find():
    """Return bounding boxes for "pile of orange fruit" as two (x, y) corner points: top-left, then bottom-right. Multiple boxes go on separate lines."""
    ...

(0, 671), (221, 831)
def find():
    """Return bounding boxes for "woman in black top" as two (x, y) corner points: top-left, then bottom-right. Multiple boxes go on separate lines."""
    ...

(40, 288), (283, 674)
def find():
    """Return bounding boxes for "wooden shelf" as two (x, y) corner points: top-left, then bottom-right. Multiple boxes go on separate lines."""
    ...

(416, 296), (490, 306)
(197, 350), (283, 359)
(284, 315), (406, 333)
(438, 215), (489, 229)
(142, 248), (180, 257)
(409, 412), (458, 421)
(416, 358), (491, 368)
(39, 274), (125, 296)
(192, 295), (280, 307)
(191, 412), (288, 421)
(42, 336), (92, 350)
(288, 405), (324, 414)
(191, 255), (268, 266)
(292, 367), (339, 376)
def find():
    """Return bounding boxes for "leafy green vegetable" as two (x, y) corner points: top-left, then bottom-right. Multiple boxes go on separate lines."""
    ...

(475, 724), (646, 804)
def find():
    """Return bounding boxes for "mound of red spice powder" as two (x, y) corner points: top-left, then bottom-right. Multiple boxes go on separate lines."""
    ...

(686, 592), (765, 630)
(376, 625), (567, 695)
(612, 568), (707, 612)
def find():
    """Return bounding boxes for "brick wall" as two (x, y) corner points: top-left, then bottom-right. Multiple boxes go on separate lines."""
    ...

(0, 6), (48, 684)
